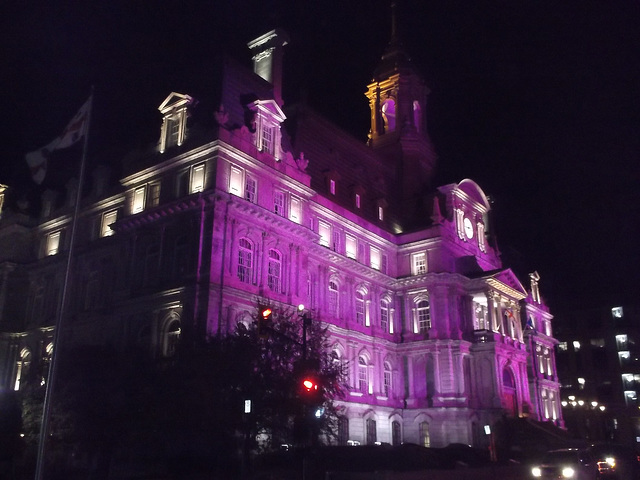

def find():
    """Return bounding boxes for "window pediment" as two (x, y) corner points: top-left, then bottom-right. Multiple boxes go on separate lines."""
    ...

(159, 92), (194, 114)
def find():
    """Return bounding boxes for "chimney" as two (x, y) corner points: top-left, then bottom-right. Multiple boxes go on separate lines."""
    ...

(247, 29), (289, 106)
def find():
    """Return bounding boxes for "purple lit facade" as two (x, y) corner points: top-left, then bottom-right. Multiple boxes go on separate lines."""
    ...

(0, 30), (563, 447)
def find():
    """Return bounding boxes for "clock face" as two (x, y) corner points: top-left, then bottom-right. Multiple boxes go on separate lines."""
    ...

(463, 217), (474, 239)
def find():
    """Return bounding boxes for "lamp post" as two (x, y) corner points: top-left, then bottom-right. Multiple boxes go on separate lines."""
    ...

(298, 304), (311, 362)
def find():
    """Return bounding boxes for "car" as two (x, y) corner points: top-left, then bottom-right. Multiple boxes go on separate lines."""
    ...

(531, 448), (599, 480)
(589, 443), (640, 480)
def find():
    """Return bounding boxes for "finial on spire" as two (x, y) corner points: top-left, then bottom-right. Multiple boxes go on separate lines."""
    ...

(391, 2), (397, 42)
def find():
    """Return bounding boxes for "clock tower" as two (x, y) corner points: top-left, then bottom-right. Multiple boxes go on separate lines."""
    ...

(365, 3), (437, 228)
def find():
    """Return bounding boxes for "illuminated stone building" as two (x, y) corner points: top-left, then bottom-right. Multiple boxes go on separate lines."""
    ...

(0, 28), (563, 448)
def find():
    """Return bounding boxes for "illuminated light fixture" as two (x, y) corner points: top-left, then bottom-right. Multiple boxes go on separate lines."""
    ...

(599, 406), (605, 411)
(568, 396), (576, 401)
(591, 401), (598, 407)
(561, 401), (568, 407)
(562, 467), (575, 478)
(578, 400), (585, 406)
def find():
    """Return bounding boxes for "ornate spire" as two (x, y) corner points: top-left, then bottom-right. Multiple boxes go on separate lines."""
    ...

(373, 2), (412, 80)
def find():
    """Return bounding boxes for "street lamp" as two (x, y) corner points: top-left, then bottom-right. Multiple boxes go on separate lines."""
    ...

(298, 304), (311, 361)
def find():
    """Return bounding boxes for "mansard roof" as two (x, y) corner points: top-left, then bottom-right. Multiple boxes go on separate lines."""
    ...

(285, 104), (394, 223)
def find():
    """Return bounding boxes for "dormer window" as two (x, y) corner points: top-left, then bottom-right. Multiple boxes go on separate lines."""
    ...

(250, 100), (286, 159)
(158, 92), (194, 153)
(261, 124), (274, 154)
(330, 179), (336, 195)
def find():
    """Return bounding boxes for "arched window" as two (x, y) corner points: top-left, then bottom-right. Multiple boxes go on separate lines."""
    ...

(358, 356), (368, 393)
(503, 368), (515, 389)
(332, 346), (348, 383)
(163, 320), (181, 358)
(355, 291), (365, 325)
(383, 362), (392, 397)
(413, 100), (422, 133)
(502, 367), (517, 416)
(14, 348), (32, 391)
(380, 298), (390, 333)
(328, 280), (339, 317)
(392, 420), (401, 446)
(366, 418), (377, 445)
(267, 249), (282, 293)
(237, 238), (253, 284)
(419, 421), (430, 447)
(416, 299), (431, 334)
(338, 417), (349, 445)
(42, 343), (54, 386)
(381, 99), (396, 132)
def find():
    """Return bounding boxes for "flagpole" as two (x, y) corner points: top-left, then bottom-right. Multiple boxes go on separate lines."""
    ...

(35, 88), (94, 480)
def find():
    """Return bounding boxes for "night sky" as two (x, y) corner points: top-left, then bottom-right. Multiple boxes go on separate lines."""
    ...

(2, 1), (639, 314)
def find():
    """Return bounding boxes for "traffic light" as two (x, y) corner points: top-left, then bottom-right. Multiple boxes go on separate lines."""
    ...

(258, 306), (272, 337)
(302, 377), (318, 393)
(300, 374), (321, 405)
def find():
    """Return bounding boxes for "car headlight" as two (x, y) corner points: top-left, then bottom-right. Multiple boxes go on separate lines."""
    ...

(531, 466), (542, 477)
(561, 466), (575, 478)
(605, 456), (616, 468)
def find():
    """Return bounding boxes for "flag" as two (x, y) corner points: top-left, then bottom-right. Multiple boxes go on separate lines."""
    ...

(25, 97), (91, 185)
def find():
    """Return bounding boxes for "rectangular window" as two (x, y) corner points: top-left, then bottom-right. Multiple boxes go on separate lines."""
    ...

(191, 164), (205, 193)
(378, 206), (384, 221)
(150, 183), (161, 207)
(133, 186), (146, 213)
(370, 246), (381, 270)
(46, 231), (61, 256)
(261, 125), (274, 154)
(318, 221), (331, 247)
(381, 254), (388, 274)
(345, 235), (357, 259)
(332, 230), (340, 252)
(229, 166), (243, 196)
(384, 370), (391, 397)
(412, 252), (427, 275)
(290, 196), (301, 223)
(356, 293), (365, 325)
(355, 193), (361, 209)
(274, 191), (285, 216)
(380, 301), (389, 332)
(245, 176), (257, 203)
(101, 210), (117, 237)
(167, 116), (180, 148)
(330, 179), (336, 195)
(176, 170), (189, 197)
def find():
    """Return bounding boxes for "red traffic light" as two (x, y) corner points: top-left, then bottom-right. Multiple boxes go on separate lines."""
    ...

(302, 378), (318, 392)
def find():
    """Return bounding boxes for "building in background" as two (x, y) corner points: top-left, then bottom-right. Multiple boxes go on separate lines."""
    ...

(0, 26), (563, 448)
(556, 304), (640, 447)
